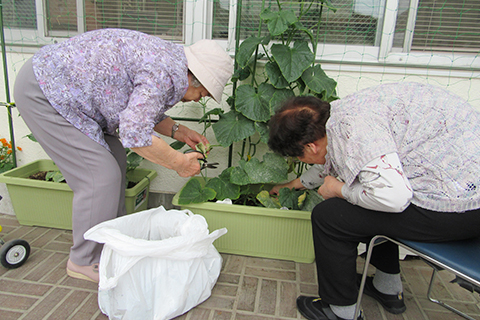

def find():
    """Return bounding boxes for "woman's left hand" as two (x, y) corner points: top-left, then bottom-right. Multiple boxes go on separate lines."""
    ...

(154, 118), (209, 149)
(179, 127), (209, 150)
(318, 176), (345, 200)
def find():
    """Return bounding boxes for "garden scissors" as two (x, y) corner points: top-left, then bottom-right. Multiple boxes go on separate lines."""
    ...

(184, 150), (219, 170)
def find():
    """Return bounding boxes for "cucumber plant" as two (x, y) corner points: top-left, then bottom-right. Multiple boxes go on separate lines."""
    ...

(178, 0), (337, 209)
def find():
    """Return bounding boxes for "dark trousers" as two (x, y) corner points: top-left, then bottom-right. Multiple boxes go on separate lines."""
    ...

(312, 198), (480, 306)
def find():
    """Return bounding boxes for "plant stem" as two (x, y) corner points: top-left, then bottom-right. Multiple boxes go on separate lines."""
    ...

(250, 0), (266, 87)
(312, 1), (325, 61)
(0, 1), (16, 168)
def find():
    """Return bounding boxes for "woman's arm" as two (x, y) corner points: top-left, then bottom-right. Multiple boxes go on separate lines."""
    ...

(153, 117), (209, 150)
(270, 164), (325, 195)
(130, 135), (204, 177)
(341, 153), (413, 212)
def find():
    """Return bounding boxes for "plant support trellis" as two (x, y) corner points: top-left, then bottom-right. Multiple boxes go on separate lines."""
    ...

(0, 0), (16, 169)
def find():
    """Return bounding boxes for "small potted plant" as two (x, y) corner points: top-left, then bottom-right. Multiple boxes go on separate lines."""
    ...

(173, 0), (338, 263)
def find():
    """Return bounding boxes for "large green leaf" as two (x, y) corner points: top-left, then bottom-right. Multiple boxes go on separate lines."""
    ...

(265, 61), (289, 89)
(212, 110), (256, 147)
(279, 187), (306, 210)
(229, 162), (250, 186)
(230, 153), (289, 185)
(302, 65), (337, 99)
(205, 167), (241, 200)
(126, 150), (144, 171)
(254, 121), (269, 144)
(177, 178), (216, 205)
(303, 190), (324, 211)
(235, 83), (276, 122)
(236, 36), (264, 68)
(260, 8), (297, 36)
(198, 108), (223, 122)
(256, 190), (282, 208)
(292, 21), (314, 43)
(271, 41), (314, 83)
(270, 88), (295, 115)
(170, 141), (186, 150)
(232, 66), (251, 82)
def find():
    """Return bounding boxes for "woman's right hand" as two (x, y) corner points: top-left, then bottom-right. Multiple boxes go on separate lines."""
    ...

(174, 151), (204, 177)
(269, 178), (305, 195)
(318, 176), (345, 199)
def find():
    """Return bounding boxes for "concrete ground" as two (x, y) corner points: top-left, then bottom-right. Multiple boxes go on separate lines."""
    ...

(0, 212), (479, 320)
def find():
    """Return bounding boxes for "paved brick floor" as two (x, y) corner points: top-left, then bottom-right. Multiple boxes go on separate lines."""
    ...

(0, 212), (479, 320)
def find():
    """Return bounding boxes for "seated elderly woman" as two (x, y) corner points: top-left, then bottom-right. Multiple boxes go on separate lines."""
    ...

(268, 83), (480, 320)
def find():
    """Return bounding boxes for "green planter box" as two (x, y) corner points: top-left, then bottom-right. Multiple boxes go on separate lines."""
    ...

(172, 178), (314, 263)
(0, 159), (157, 230)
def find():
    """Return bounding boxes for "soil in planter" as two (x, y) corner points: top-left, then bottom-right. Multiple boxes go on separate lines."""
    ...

(28, 171), (63, 182)
(232, 198), (259, 207)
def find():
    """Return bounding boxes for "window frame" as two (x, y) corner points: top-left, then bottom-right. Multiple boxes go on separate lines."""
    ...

(213, 0), (480, 70)
(3, 0), (479, 70)
(380, 0), (480, 69)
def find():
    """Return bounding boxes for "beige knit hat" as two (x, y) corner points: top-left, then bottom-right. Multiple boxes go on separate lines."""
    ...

(184, 40), (234, 103)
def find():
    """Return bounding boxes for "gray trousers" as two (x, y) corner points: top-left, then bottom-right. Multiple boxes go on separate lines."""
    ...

(14, 58), (127, 266)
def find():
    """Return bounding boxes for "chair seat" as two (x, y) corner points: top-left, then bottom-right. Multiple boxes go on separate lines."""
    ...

(398, 238), (480, 284)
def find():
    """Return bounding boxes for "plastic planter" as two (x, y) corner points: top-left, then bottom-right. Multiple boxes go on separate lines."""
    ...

(0, 159), (157, 230)
(172, 177), (314, 263)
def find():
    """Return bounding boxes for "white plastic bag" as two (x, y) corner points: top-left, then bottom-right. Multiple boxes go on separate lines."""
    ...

(84, 206), (227, 320)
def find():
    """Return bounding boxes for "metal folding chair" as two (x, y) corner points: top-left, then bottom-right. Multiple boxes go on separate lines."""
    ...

(355, 235), (480, 320)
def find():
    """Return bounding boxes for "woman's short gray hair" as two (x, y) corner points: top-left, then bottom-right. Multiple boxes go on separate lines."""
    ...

(189, 71), (202, 88)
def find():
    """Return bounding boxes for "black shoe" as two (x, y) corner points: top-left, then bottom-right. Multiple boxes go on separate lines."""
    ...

(359, 275), (406, 314)
(296, 296), (364, 320)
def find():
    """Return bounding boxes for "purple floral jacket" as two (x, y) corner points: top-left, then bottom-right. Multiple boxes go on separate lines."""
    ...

(32, 29), (189, 151)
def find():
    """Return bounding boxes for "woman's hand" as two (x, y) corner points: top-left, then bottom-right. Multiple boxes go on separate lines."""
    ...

(174, 151), (204, 177)
(177, 127), (209, 150)
(153, 117), (209, 149)
(318, 176), (345, 199)
(269, 178), (305, 195)
(131, 135), (205, 178)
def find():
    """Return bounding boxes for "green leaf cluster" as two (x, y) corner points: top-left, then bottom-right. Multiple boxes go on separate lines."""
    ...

(177, 153), (290, 205)
(178, 1), (335, 210)
(46, 171), (65, 183)
(126, 148), (144, 173)
(212, 1), (338, 150)
(256, 188), (324, 211)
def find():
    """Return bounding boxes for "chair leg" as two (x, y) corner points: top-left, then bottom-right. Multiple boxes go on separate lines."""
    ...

(426, 268), (476, 320)
(354, 236), (380, 319)
(354, 266), (369, 319)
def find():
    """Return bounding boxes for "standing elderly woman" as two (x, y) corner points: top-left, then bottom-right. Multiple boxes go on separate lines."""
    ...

(13, 29), (233, 282)
(268, 83), (480, 320)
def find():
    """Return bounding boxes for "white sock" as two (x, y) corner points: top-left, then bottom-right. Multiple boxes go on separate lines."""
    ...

(373, 270), (403, 295)
(331, 304), (356, 320)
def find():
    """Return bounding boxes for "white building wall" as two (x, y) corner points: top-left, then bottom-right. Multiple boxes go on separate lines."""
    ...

(1, 51), (479, 215)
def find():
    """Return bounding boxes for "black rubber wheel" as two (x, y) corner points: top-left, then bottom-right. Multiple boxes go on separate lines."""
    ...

(0, 239), (30, 269)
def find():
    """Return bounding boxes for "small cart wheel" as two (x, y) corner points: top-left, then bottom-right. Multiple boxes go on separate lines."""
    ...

(0, 239), (30, 269)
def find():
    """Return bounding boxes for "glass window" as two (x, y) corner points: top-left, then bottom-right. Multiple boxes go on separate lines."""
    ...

(212, 0), (230, 39)
(212, 0), (385, 46)
(46, 0), (78, 34)
(395, 0), (480, 53)
(2, 0), (37, 29)
(213, 0), (480, 54)
(85, 0), (183, 41)
(1, 0), (478, 69)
